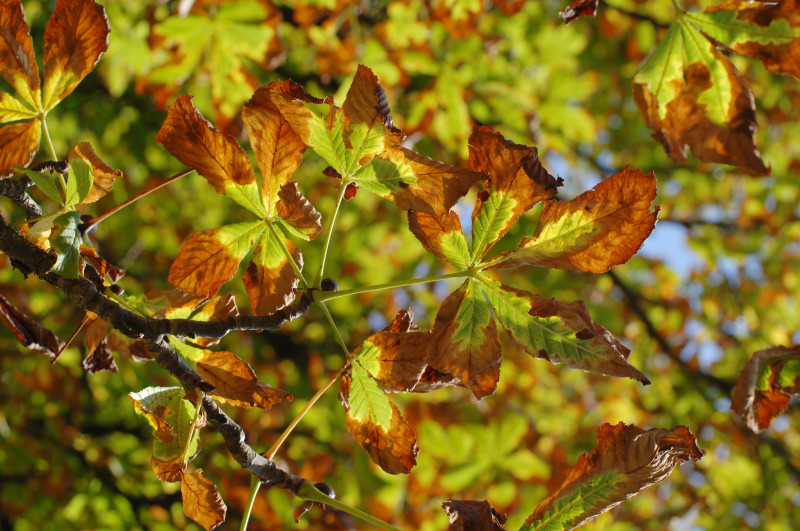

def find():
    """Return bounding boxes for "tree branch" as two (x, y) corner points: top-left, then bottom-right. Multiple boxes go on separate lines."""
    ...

(0, 175), (42, 219)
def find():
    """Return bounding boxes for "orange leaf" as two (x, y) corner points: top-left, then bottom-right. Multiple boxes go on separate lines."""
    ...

(490, 168), (658, 273)
(731, 345), (800, 433)
(242, 80), (313, 214)
(0, 119), (41, 177)
(0, 0), (40, 109)
(276, 181), (322, 240)
(242, 227), (301, 315)
(69, 142), (122, 204)
(429, 281), (502, 399)
(408, 210), (468, 268)
(524, 423), (704, 530)
(195, 350), (258, 405)
(443, 499), (506, 531)
(156, 95), (256, 193)
(168, 221), (265, 297)
(190, 294), (238, 348)
(252, 382), (292, 410)
(41, 0), (110, 111)
(181, 469), (227, 531)
(634, 58), (768, 175)
(151, 455), (184, 483)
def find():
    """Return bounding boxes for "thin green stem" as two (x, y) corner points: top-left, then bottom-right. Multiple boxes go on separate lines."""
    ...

(182, 391), (204, 465)
(316, 301), (351, 357)
(240, 475), (260, 531)
(315, 269), (474, 302)
(41, 118), (67, 193)
(313, 183), (347, 288)
(267, 220), (309, 288)
(83, 169), (195, 234)
(297, 480), (402, 531)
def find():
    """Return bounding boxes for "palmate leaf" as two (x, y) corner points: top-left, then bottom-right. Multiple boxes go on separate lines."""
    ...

(731, 345), (800, 433)
(242, 223), (302, 316)
(630, 2), (800, 175)
(0, 0), (109, 176)
(521, 423), (704, 530)
(271, 64), (483, 215)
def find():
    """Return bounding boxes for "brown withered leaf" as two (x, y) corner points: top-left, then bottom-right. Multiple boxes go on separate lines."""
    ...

(342, 63), (402, 151)
(468, 125), (561, 260)
(559, 0), (599, 24)
(79, 245), (125, 282)
(107, 331), (152, 361)
(41, 0), (110, 111)
(351, 331), (432, 393)
(276, 181), (322, 240)
(429, 280), (502, 399)
(181, 468), (227, 531)
(0, 0), (40, 108)
(524, 423), (704, 530)
(252, 382), (292, 410)
(443, 499), (506, 531)
(156, 95), (256, 193)
(705, 0), (800, 79)
(731, 345), (800, 433)
(151, 455), (184, 483)
(69, 142), (122, 204)
(339, 365), (419, 474)
(409, 365), (464, 393)
(242, 80), (316, 214)
(634, 56), (768, 175)
(195, 350), (258, 405)
(489, 168), (658, 273)
(408, 211), (469, 268)
(242, 228), (301, 315)
(0, 120), (41, 178)
(168, 221), (264, 297)
(374, 146), (484, 216)
(0, 292), (64, 357)
(82, 337), (118, 374)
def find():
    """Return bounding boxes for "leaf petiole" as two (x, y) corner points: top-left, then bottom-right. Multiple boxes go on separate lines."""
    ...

(181, 390), (204, 466)
(313, 181), (348, 288)
(314, 268), (475, 302)
(296, 480), (403, 531)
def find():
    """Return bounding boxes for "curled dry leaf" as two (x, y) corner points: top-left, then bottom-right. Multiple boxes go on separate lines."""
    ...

(0, 292), (64, 357)
(731, 345), (800, 433)
(523, 422), (704, 530)
(559, 0), (599, 24)
(181, 468), (227, 531)
(489, 168), (658, 273)
(69, 142), (122, 204)
(81, 316), (117, 374)
(276, 181), (322, 240)
(443, 499), (506, 531)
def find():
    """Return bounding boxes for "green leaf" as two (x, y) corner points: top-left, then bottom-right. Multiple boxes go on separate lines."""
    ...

(224, 179), (267, 218)
(50, 211), (82, 278)
(63, 158), (94, 207)
(470, 188), (520, 264)
(305, 104), (348, 176)
(633, 22), (685, 120)
(685, 10), (799, 48)
(521, 471), (621, 531)
(15, 166), (63, 205)
(344, 120), (387, 175)
(0, 93), (38, 123)
(679, 18), (732, 125)
(351, 156), (417, 196)
(348, 361), (393, 427)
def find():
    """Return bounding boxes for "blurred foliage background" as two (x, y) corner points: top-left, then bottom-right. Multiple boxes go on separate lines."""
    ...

(1, 0), (799, 529)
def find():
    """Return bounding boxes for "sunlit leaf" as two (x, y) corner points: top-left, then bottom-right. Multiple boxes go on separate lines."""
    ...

(181, 469), (227, 531)
(168, 220), (266, 297)
(129, 386), (184, 444)
(242, 80), (312, 215)
(156, 95), (265, 217)
(41, 0), (110, 111)
(731, 345), (800, 433)
(16, 165), (63, 205)
(522, 423), (704, 530)
(350, 330), (431, 393)
(408, 211), (470, 269)
(50, 211), (82, 278)
(68, 141), (122, 204)
(443, 499), (506, 531)
(0, 119), (41, 177)
(276, 181), (322, 240)
(0, 292), (64, 357)
(339, 361), (418, 474)
(63, 157), (94, 207)
(0, 0), (41, 110)
(0, 92), (37, 122)
(429, 279), (502, 399)
(468, 125), (561, 263)
(242, 224), (301, 315)
(481, 280), (649, 384)
(195, 350), (258, 405)
(488, 168), (658, 273)
(189, 294), (238, 348)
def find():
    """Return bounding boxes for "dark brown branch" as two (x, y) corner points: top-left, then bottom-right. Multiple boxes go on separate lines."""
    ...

(0, 175), (42, 219)
(606, 269), (734, 394)
(0, 213), (314, 341)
